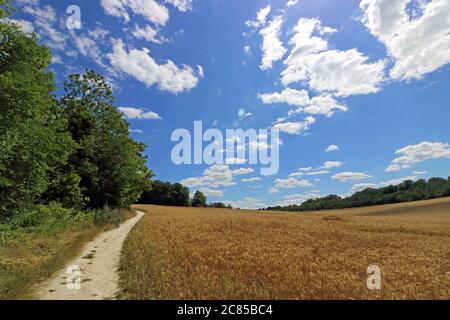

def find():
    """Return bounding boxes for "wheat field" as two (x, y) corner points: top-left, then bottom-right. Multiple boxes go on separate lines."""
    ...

(119, 198), (450, 300)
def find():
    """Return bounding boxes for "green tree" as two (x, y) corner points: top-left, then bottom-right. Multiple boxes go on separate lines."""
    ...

(0, 16), (73, 218)
(0, 0), (12, 19)
(60, 70), (152, 209)
(139, 180), (190, 206)
(191, 191), (207, 207)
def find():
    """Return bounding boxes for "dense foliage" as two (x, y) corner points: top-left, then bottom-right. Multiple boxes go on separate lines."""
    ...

(139, 180), (190, 207)
(191, 190), (207, 207)
(264, 177), (450, 212)
(0, 12), (152, 221)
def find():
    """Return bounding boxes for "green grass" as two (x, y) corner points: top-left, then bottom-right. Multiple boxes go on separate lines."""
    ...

(0, 203), (135, 300)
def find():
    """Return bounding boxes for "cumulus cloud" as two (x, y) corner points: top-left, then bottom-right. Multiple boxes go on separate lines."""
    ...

(273, 117), (315, 135)
(259, 88), (347, 117)
(198, 188), (223, 197)
(107, 38), (199, 93)
(282, 18), (385, 97)
(386, 141), (450, 171)
(131, 24), (166, 44)
(274, 177), (312, 188)
(260, 15), (287, 70)
(88, 26), (110, 40)
(223, 197), (266, 209)
(100, 0), (169, 25)
(332, 172), (372, 182)
(289, 161), (342, 177)
(72, 34), (105, 67)
(360, 0), (450, 80)
(165, 0), (193, 12)
(117, 107), (162, 120)
(323, 161), (343, 169)
(180, 165), (253, 189)
(325, 144), (339, 152)
(286, 0), (299, 7)
(245, 5), (271, 29)
(22, 4), (67, 50)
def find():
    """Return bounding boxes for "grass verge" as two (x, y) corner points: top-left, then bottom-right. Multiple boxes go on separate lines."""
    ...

(0, 205), (135, 300)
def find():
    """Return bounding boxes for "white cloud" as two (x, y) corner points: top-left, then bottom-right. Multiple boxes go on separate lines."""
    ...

(108, 38), (199, 94)
(181, 165), (253, 190)
(412, 170), (427, 175)
(282, 18), (385, 97)
(223, 197), (266, 209)
(269, 188), (279, 194)
(385, 164), (401, 172)
(322, 161), (343, 169)
(72, 34), (105, 67)
(22, 4), (67, 50)
(100, 0), (169, 25)
(277, 191), (323, 207)
(260, 15), (287, 70)
(198, 188), (223, 197)
(242, 177), (262, 183)
(325, 144), (339, 152)
(245, 5), (271, 29)
(304, 170), (330, 176)
(289, 161), (342, 177)
(118, 107), (162, 120)
(360, 0), (450, 80)
(197, 65), (204, 77)
(131, 24), (166, 44)
(88, 26), (110, 40)
(386, 141), (450, 170)
(165, 0), (193, 12)
(286, 0), (299, 7)
(332, 172), (372, 182)
(244, 46), (252, 55)
(274, 177), (312, 188)
(350, 183), (378, 194)
(232, 168), (254, 176)
(259, 88), (347, 117)
(273, 117), (315, 135)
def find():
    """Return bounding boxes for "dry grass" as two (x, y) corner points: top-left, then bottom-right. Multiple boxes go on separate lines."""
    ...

(120, 198), (450, 300)
(0, 209), (135, 300)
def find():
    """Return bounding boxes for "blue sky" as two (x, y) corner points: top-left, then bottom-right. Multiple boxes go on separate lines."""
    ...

(8, 0), (450, 208)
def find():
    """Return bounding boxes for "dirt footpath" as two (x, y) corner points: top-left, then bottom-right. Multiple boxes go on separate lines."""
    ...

(35, 211), (145, 300)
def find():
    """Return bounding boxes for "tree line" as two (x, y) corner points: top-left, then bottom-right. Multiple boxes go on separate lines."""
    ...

(0, 7), (152, 221)
(263, 177), (450, 212)
(139, 180), (232, 208)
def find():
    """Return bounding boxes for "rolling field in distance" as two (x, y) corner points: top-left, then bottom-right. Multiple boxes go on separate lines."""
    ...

(120, 198), (450, 300)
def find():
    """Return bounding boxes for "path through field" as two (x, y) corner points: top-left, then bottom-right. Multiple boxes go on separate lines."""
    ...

(35, 211), (145, 300)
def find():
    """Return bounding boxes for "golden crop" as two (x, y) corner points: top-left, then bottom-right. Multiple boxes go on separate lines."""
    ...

(120, 198), (450, 300)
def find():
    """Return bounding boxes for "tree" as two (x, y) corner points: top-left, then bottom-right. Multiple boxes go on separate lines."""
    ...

(0, 1), (12, 19)
(191, 191), (207, 207)
(0, 16), (73, 218)
(59, 70), (152, 209)
(139, 180), (190, 206)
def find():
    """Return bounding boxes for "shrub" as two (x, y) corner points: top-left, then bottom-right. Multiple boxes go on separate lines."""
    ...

(92, 208), (124, 227)
(8, 202), (77, 232)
